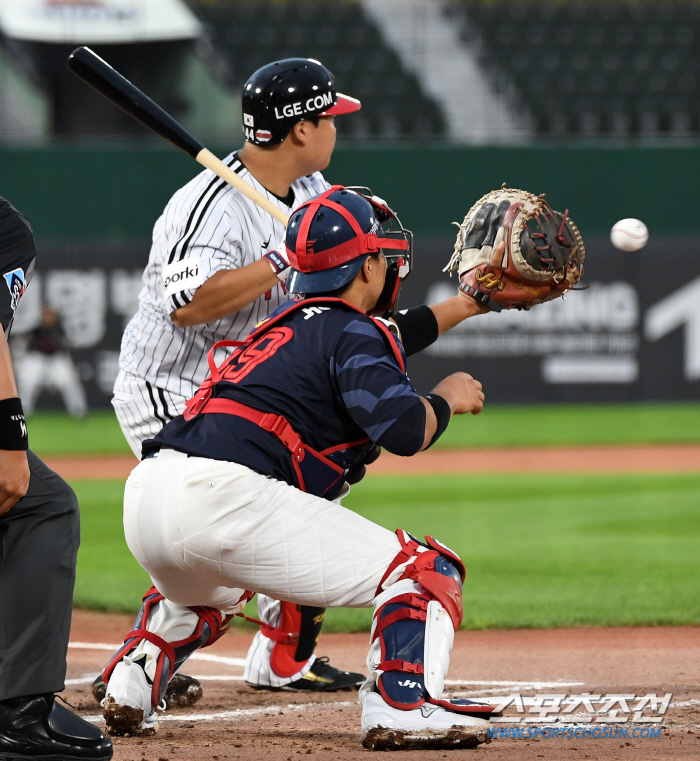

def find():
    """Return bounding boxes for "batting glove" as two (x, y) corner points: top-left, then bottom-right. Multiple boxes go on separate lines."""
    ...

(263, 241), (291, 281)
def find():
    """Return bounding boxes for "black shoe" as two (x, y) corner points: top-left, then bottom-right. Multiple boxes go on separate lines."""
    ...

(92, 672), (202, 710)
(0, 694), (112, 760)
(284, 657), (365, 692)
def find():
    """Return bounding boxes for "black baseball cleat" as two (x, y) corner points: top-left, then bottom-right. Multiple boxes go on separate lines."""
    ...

(0, 694), (112, 760)
(286, 657), (365, 691)
(92, 671), (202, 710)
(248, 656), (365, 692)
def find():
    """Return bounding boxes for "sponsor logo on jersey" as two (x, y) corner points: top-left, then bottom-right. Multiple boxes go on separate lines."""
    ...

(3, 268), (25, 312)
(255, 129), (273, 142)
(273, 91), (334, 120)
(243, 113), (254, 127)
(302, 306), (331, 320)
(163, 257), (203, 296)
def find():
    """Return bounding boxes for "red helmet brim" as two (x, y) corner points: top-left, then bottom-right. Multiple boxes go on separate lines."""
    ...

(322, 93), (362, 115)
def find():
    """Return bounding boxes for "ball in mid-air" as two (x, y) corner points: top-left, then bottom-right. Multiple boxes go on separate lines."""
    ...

(610, 218), (648, 251)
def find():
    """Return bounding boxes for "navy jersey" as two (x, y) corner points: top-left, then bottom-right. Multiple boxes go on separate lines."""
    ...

(148, 299), (426, 495)
(0, 199), (36, 336)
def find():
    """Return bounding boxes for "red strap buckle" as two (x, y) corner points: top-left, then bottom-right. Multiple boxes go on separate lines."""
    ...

(377, 660), (425, 675)
(261, 623), (300, 645)
(261, 414), (305, 461)
(183, 377), (217, 420)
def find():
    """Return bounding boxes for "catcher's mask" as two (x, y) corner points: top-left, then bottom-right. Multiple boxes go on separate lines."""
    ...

(286, 185), (412, 313)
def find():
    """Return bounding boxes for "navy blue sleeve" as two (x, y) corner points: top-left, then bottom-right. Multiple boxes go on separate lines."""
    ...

(331, 317), (425, 456)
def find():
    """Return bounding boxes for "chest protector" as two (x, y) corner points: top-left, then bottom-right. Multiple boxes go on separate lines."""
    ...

(182, 297), (406, 498)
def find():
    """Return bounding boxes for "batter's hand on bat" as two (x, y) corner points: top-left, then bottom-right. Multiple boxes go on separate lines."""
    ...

(431, 372), (485, 416)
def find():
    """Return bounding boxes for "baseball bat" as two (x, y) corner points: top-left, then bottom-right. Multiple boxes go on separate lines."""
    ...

(67, 46), (289, 226)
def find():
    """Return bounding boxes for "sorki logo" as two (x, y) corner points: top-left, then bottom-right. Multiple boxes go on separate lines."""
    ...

(3, 268), (25, 312)
(274, 91), (334, 119)
(164, 263), (199, 289)
(255, 130), (273, 143)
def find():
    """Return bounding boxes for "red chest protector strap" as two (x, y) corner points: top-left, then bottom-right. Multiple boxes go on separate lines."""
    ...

(181, 298), (405, 495)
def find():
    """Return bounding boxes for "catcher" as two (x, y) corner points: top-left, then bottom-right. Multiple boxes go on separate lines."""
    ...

(98, 186), (583, 750)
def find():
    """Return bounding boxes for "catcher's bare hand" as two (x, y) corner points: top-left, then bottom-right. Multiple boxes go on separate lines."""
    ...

(432, 372), (484, 416)
(0, 449), (30, 516)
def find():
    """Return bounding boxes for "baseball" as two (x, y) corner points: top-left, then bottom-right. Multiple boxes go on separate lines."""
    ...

(610, 218), (648, 251)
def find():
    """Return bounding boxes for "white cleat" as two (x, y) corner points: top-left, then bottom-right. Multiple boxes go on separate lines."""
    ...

(361, 691), (491, 751)
(103, 656), (159, 736)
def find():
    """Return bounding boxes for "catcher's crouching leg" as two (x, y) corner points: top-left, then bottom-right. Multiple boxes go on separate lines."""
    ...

(360, 530), (496, 751)
(100, 587), (235, 736)
(244, 596), (365, 691)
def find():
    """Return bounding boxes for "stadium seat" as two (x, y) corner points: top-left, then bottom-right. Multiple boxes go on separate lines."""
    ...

(448, 0), (700, 137)
(187, 0), (446, 139)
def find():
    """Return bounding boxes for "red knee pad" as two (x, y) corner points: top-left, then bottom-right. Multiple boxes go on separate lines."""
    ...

(377, 530), (466, 629)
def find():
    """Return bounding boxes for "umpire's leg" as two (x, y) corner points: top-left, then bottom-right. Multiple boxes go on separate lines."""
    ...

(0, 450), (79, 700)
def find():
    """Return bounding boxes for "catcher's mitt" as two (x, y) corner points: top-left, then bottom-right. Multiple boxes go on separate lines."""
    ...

(444, 187), (585, 311)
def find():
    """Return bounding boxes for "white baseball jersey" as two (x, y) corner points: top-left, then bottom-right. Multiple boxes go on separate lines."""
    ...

(119, 150), (329, 400)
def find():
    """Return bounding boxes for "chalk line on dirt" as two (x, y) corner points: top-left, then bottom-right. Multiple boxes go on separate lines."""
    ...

(68, 642), (246, 667)
(82, 701), (358, 725)
(69, 643), (585, 690)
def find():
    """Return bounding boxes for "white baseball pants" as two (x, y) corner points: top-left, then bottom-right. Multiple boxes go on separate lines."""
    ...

(122, 450), (401, 677)
(112, 371), (377, 685)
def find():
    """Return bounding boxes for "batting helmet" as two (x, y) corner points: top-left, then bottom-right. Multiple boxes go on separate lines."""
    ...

(242, 58), (361, 146)
(286, 186), (412, 313)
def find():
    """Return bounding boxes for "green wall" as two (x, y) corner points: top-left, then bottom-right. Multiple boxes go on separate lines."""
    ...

(1, 143), (698, 242)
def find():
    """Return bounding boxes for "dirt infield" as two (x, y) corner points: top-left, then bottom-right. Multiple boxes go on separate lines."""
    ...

(65, 610), (700, 760)
(58, 447), (699, 757)
(43, 443), (700, 481)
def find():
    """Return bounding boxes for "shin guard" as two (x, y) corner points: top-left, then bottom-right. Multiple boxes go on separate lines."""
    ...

(101, 587), (233, 709)
(364, 531), (495, 718)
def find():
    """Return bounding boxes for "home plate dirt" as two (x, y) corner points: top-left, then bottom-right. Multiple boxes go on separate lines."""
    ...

(65, 611), (700, 760)
(42, 443), (700, 481)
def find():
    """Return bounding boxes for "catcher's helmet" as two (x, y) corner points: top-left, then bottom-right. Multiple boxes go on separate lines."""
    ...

(286, 186), (412, 313)
(242, 58), (361, 146)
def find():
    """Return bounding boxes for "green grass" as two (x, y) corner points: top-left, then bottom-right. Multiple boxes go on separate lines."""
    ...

(435, 402), (700, 449)
(73, 473), (700, 631)
(28, 411), (132, 456)
(73, 480), (151, 611)
(28, 404), (700, 458)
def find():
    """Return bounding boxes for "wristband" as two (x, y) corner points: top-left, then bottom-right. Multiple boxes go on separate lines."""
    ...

(0, 397), (28, 450)
(423, 393), (450, 449)
(263, 250), (291, 281)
